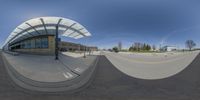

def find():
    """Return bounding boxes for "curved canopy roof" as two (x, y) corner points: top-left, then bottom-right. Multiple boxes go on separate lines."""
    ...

(4, 16), (91, 46)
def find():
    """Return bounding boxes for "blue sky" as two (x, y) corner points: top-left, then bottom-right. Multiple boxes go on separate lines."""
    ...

(0, 0), (200, 49)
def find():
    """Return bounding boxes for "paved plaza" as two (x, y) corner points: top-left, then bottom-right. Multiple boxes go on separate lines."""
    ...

(1, 51), (99, 92)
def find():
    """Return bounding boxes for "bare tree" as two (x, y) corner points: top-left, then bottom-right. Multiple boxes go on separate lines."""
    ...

(185, 40), (196, 51)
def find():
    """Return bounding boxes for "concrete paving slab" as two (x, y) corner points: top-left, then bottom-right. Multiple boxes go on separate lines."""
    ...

(2, 53), (78, 82)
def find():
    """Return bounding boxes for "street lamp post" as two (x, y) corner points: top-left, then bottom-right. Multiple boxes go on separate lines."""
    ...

(84, 46), (86, 58)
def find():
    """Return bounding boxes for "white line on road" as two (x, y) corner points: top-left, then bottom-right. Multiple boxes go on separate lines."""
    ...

(75, 68), (82, 73)
(63, 72), (73, 79)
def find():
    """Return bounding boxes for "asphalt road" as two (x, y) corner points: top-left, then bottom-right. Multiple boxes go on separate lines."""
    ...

(104, 51), (199, 79)
(1, 52), (200, 100)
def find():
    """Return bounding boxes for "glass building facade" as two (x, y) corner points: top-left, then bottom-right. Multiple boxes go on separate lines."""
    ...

(11, 36), (49, 50)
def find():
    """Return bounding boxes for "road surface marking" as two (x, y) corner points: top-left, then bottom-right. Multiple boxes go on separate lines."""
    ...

(63, 72), (73, 79)
(75, 68), (82, 73)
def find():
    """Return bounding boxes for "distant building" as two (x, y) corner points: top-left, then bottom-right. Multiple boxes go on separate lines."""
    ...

(89, 46), (98, 51)
(59, 41), (98, 52)
(118, 42), (122, 51)
(161, 46), (177, 52)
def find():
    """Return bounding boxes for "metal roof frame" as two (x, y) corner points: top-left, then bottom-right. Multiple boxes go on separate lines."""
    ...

(4, 17), (91, 47)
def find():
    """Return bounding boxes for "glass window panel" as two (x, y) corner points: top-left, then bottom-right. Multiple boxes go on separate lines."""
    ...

(69, 32), (79, 38)
(35, 38), (41, 48)
(36, 27), (45, 31)
(21, 41), (25, 49)
(26, 18), (42, 26)
(22, 32), (30, 37)
(62, 29), (74, 36)
(14, 28), (22, 34)
(31, 39), (35, 48)
(84, 32), (91, 36)
(37, 30), (46, 35)
(59, 19), (74, 27)
(58, 30), (65, 34)
(79, 29), (88, 33)
(43, 17), (60, 24)
(27, 40), (31, 49)
(46, 29), (55, 35)
(24, 41), (28, 49)
(46, 26), (56, 30)
(18, 23), (30, 30)
(59, 27), (66, 31)
(41, 37), (48, 48)
(71, 23), (83, 30)
(27, 29), (36, 36)
(74, 35), (83, 39)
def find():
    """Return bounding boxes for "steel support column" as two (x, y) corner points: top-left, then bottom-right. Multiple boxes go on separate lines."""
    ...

(55, 25), (59, 60)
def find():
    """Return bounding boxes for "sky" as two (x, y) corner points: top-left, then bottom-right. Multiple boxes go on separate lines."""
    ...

(0, 0), (200, 49)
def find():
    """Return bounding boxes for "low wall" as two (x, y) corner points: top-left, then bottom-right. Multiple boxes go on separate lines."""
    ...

(13, 48), (54, 55)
